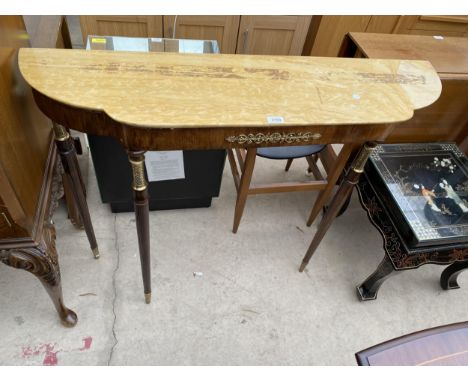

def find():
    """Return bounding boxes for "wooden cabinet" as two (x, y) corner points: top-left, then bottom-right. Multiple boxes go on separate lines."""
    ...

(0, 15), (77, 326)
(305, 15), (468, 58)
(340, 32), (468, 153)
(163, 16), (240, 53)
(23, 15), (72, 49)
(0, 18), (53, 238)
(305, 16), (401, 57)
(394, 16), (468, 37)
(80, 16), (163, 44)
(236, 16), (311, 55)
(80, 15), (312, 55)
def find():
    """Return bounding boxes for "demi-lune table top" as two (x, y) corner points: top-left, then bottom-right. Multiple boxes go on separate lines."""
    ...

(19, 48), (441, 129)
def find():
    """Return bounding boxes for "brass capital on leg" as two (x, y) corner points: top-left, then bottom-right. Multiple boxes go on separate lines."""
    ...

(52, 122), (70, 141)
(128, 157), (148, 191)
(350, 142), (378, 173)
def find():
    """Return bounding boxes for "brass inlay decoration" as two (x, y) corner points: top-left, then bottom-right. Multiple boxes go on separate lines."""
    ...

(129, 158), (148, 191)
(351, 143), (377, 173)
(52, 123), (70, 141)
(225, 132), (322, 145)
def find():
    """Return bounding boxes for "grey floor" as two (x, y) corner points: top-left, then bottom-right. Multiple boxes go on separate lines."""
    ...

(0, 150), (467, 366)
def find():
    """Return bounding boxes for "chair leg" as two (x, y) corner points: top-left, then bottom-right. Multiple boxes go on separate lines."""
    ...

(227, 149), (241, 192)
(306, 143), (357, 226)
(235, 148), (246, 171)
(305, 155), (324, 180)
(232, 148), (256, 233)
(285, 158), (293, 172)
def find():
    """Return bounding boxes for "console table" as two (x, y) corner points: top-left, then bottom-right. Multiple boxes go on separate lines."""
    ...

(18, 48), (441, 303)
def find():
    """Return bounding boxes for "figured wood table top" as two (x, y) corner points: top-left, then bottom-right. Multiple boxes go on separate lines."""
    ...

(19, 48), (441, 129)
(348, 32), (468, 78)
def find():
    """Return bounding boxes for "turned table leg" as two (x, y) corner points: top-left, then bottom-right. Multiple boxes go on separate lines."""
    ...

(440, 261), (468, 290)
(300, 142), (378, 272)
(52, 123), (99, 259)
(128, 151), (152, 304)
(0, 222), (78, 327)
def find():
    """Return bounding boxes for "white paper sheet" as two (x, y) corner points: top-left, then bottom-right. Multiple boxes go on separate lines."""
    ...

(144, 151), (185, 182)
(179, 39), (205, 53)
(112, 36), (149, 52)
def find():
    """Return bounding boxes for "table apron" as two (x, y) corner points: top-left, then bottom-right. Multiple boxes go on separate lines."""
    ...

(32, 89), (393, 151)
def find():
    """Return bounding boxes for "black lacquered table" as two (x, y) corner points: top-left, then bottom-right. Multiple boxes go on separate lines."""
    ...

(356, 143), (468, 300)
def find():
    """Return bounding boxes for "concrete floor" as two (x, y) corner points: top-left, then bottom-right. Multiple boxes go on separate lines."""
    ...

(0, 152), (467, 366)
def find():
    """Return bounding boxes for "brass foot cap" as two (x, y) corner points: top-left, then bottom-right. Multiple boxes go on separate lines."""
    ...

(92, 247), (100, 259)
(299, 262), (307, 272)
(144, 293), (151, 304)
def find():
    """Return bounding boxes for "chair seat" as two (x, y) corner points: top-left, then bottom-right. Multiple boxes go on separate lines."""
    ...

(256, 145), (325, 160)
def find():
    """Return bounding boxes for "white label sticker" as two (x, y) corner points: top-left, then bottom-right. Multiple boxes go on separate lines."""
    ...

(144, 151), (185, 182)
(267, 116), (285, 124)
(433, 35), (444, 40)
(151, 38), (163, 42)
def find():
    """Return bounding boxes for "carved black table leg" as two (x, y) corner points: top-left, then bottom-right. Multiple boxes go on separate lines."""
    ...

(128, 151), (151, 304)
(53, 123), (99, 259)
(440, 261), (468, 290)
(357, 255), (397, 300)
(299, 142), (378, 272)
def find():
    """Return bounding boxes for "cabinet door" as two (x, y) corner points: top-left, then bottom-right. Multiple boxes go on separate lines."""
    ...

(0, 16), (53, 236)
(80, 16), (163, 44)
(163, 16), (240, 53)
(236, 16), (311, 55)
(394, 16), (468, 37)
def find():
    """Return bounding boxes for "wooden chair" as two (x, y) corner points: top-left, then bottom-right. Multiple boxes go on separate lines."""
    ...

(228, 144), (342, 233)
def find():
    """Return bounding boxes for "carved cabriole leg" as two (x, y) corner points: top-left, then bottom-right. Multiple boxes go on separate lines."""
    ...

(128, 151), (151, 304)
(300, 142), (378, 272)
(440, 261), (468, 290)
(52, 123), (99, 259)
(357, 255), (396, 300)
(0, 222), (78, 327)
